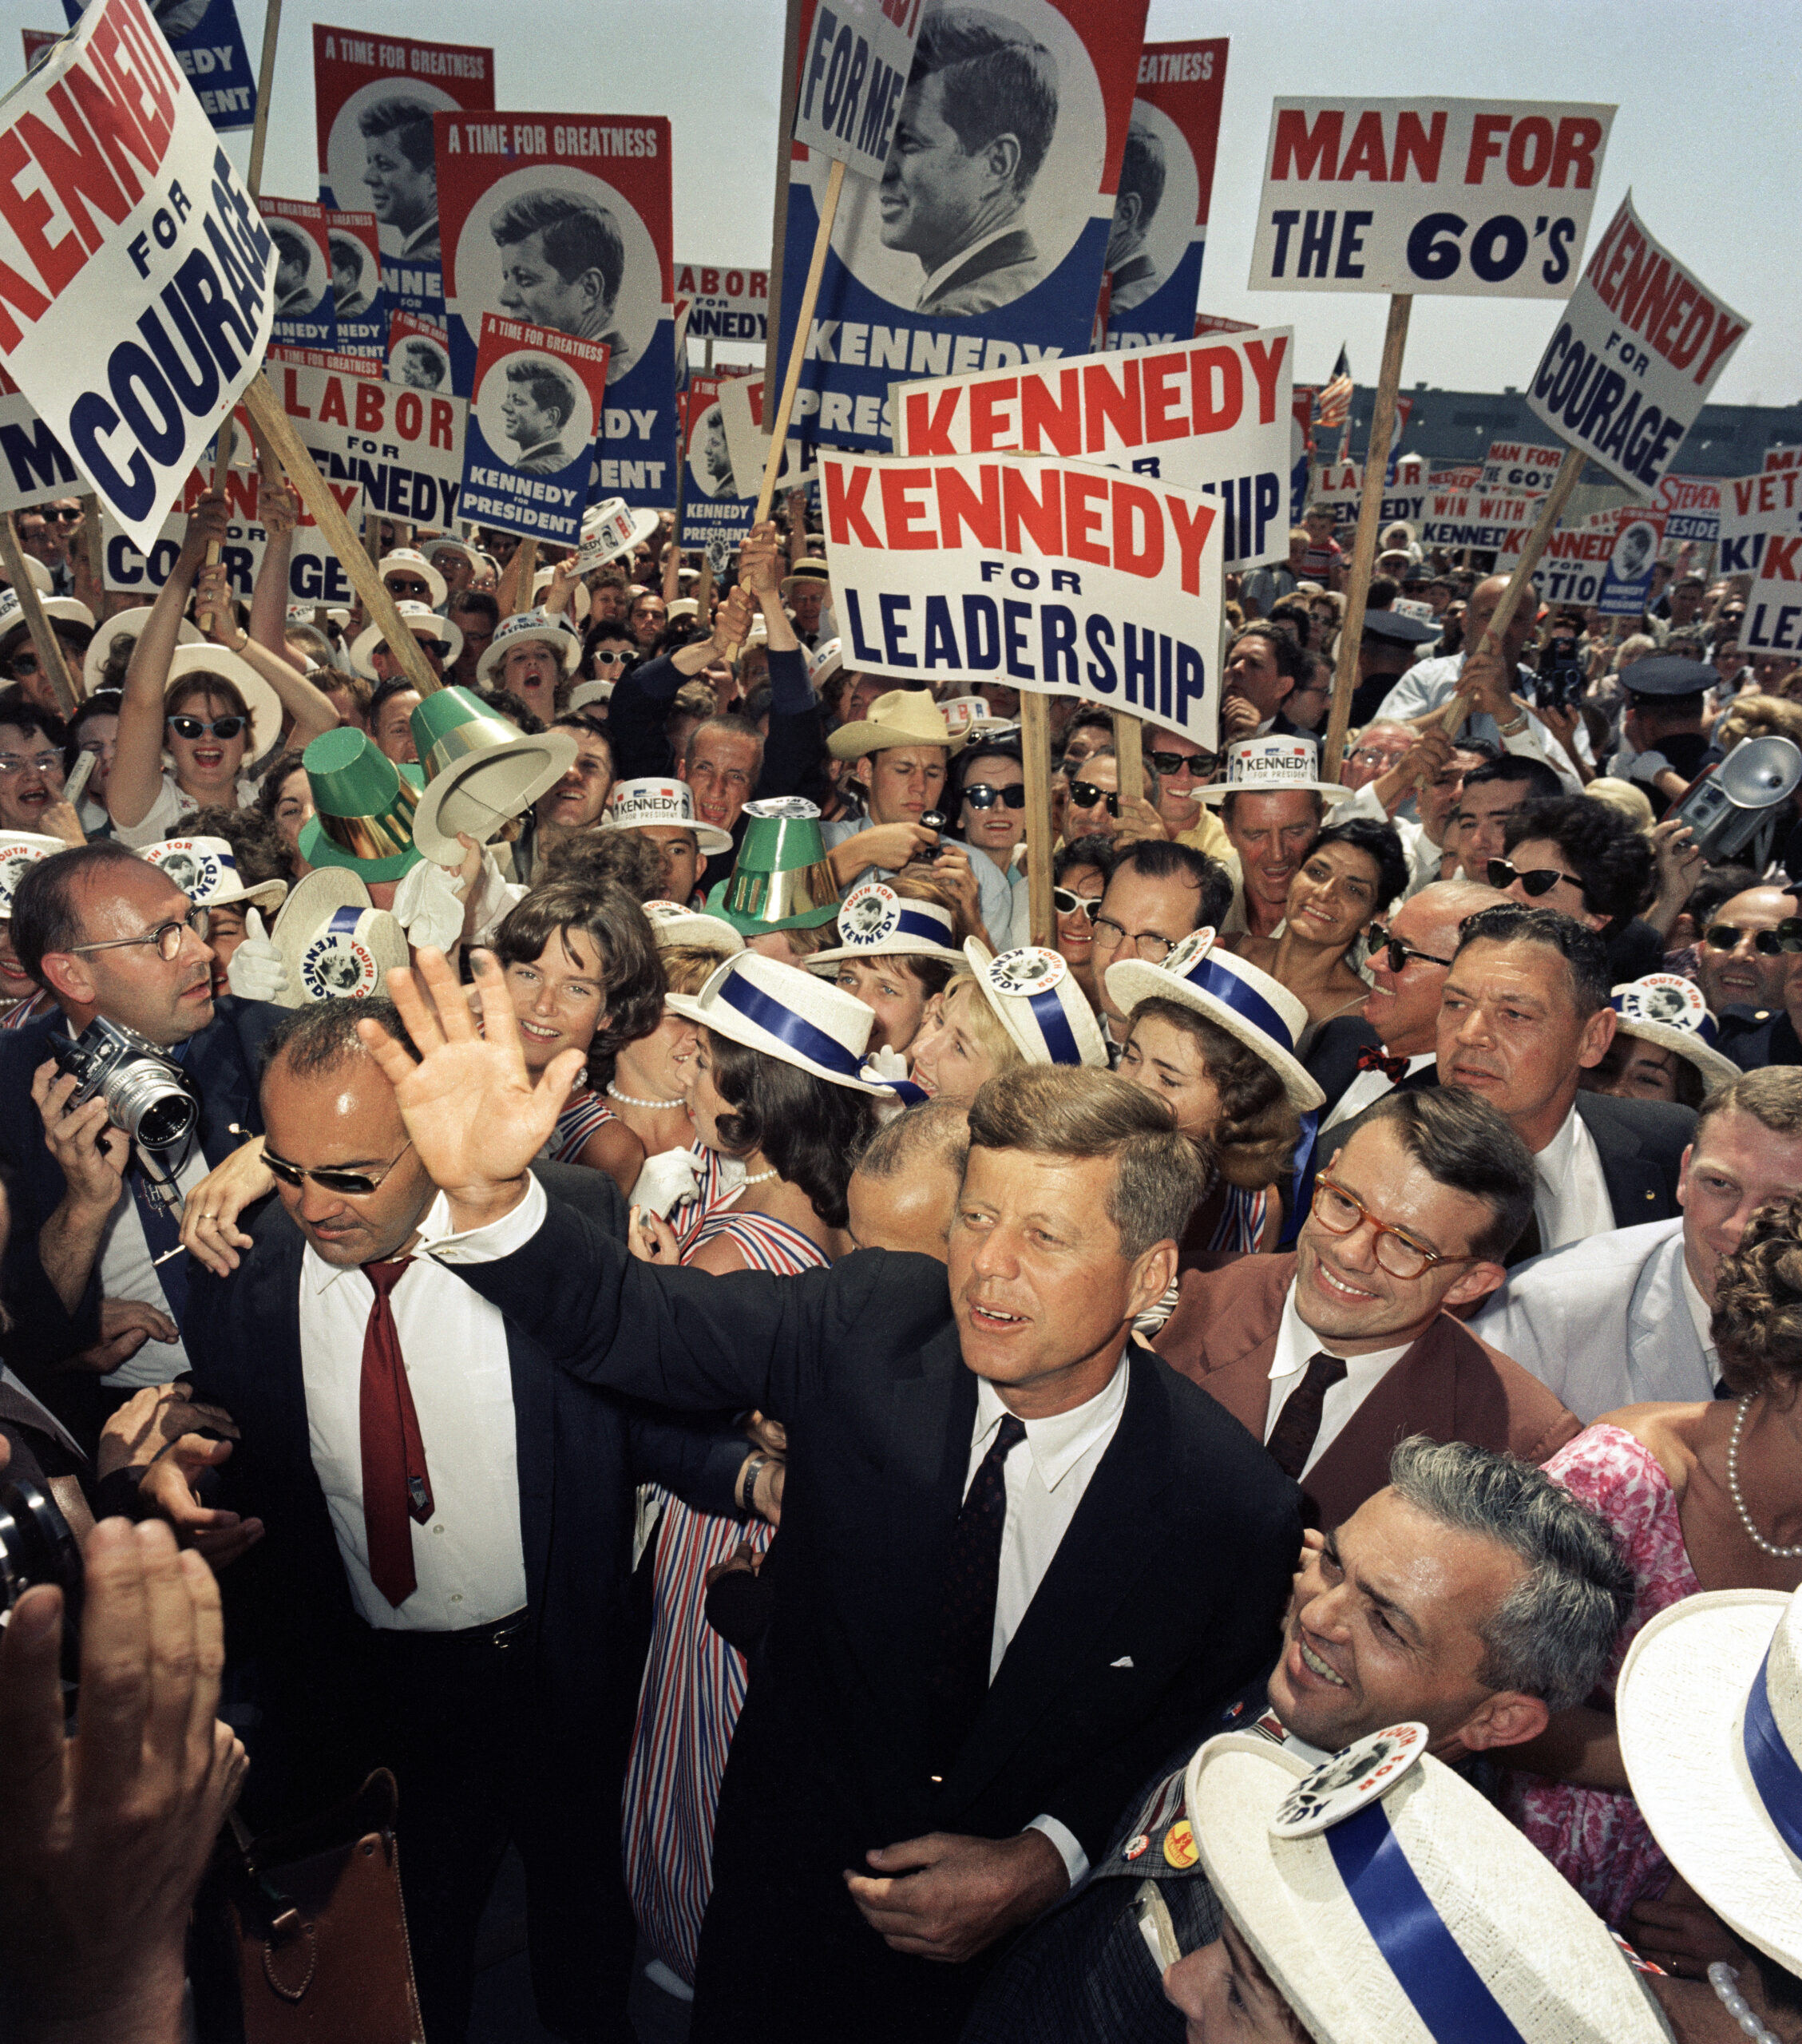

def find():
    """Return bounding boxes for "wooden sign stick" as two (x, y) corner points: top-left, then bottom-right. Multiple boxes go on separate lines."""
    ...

(1112, 711), (1145, 808)
(753, 156), (845, 525)
(0, 516), (77, 713)
(246, 0), (282, 200)
(1022, 691), (1055, 948)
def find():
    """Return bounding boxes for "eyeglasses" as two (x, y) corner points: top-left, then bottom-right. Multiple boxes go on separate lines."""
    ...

(1147, 748), (1218, 778)
(1092, 914), (1177, 962)
(1053, 887), (1102, 922)
(962, 782), (1025, 811)
(1349, 746), (1409, 769)
(0, 748), (61, 775)
(168, 714), (248, 742)
(1704, 920), (1802, 957)
(46, 507), (80, 523)
(264, 1137), (415, 1197)
(1311, 1175), (1469, 1281)
(1067, 780), (1120, 818)
(7, 652), (39, 676)
(1487, 858), (1581, 901)
(69, 905), (209, 961)
(1365, 923), (1454, 974)
(386, 578), (431, 600)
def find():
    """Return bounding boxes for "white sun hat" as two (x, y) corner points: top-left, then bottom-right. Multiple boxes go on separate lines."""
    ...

(964, 938), (1107, 1069)
(1618, 1585), (1802, 1975)
(83, 608), (202, 696)
(268, 866), (407, 1008)
(0, 586), (93, 640)
(532, 566), (590, 622)
(640, 897), (744, 957)
(349, 601), (464, 681)
(141, 836), (287, 915)
(666, 597), (699, 623)
(600, 776), (733, 856)
(806, 637), (844, 693)
(567, 679), (614, 712)
(376, 546), (447, 611)
(806, 881), (959, 972)
(475, 608), (582, 686)
(1610, 974), (1741, 1093)
(0, 831), (70, 915)
(663, 951), (892, 1093)
(1107, 929), (1325, 1112)
(165, 644), (283, 763)
(1194, 735), (1356, 806)
(1188, 1729), (1676, 2044)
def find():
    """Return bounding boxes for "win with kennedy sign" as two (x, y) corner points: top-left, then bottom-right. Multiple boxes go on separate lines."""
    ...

(459, 313), (609, 545)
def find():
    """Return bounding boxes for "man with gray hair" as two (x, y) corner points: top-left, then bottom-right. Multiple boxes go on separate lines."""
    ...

(961, 1435), (1634, 2044)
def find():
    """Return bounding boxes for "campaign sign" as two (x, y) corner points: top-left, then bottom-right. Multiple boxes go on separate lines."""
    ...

(22, 28), (62, 67)
(1719, 469), (1802, 581)
(1656, 473), (1719, 547)
(1418, 485), (1539, 553)
(327, 208), (386, 357)
(680, 374), (757, 553)
(274, 345), (466, 529)
(1527, 191), (1749, 499)
(893, 324), (1291, 568)
(313, 26), (494, 315)
(263, 197), (337, 352)
(776, 0), (1150, 451)
(0, 365), (82, 512)
(1745, 523), (1802, 656)
(794, 0), (925, 182)
(0, 0), (275, 551)
(386, 308), (452, 397)
(1479, 439), (1564, 493)
(677, 259), (770, 351)
(1531, 519), (1616, 606)
(1595, 505), (1666, 617)
(1249, 98), (1614, 298)
(1313, 461), (1427, 535)
(717, 371), (817, 498)
(436, 112), (677, 507)
(62, 0), (254, 129)
(101, 461), (363, 601)
(1104, 40), (1227, 354)
(460, 313), (608, 545)
(819, 448), (1222, 743)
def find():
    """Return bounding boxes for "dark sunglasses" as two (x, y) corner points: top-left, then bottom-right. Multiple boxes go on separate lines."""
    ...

(1365, 922), (1454, 974)
(1704, 920), (1802, 957)
(46, 506), (81, 523)
(1147, 748), (1218, 778)
(386, 577), (432, 599)
(263, 1137), (415, 1197)
(168, 713), (248, 741)
(962, 782), (1025, 811)
(1053, 887), (1102, 921)
(1067, 780), (1120, 818)
(1487, 858), (1578, 899)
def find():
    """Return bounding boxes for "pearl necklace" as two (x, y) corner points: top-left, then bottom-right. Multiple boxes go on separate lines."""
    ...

(739, 1166), (778, 1186)
(1727, 1396), (1802, 1559)
(608, 1081), (687, 1111)
(1710, 1963), (1781, 2044)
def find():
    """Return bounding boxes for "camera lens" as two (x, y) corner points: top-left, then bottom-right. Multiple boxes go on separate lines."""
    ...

(919, 810), (949, 833)
(0, 1479), (82, 1645)
(103, 1058), (199, 1151)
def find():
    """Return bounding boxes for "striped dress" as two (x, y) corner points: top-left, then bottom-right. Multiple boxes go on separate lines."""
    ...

(622, 1205), (827, 1987)
(0, 990), (54, 1030)
(547, 1090), (618, 1164)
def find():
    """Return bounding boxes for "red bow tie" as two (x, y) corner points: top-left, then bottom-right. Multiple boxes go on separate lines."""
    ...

(1356, 1045), (1412, 1083)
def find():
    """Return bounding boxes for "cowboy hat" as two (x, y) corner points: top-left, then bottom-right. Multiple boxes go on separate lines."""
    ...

(828, 688), (964, 762)
(664, 951), (891, 1093)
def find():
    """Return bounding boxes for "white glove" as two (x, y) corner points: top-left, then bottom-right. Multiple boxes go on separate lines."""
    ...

(861, 1044), (909, 1082)
(628, 1147), (703, 1218)
(224, 907), (289, 1003)
(391, 858), (465, 952)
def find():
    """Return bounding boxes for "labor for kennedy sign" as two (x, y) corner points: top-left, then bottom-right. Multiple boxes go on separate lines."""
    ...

(1248, 99), (1614, 297)
(0, 0), (275, 551)
(820, 448), (1222, 743)
(892, 325), (1291, 568)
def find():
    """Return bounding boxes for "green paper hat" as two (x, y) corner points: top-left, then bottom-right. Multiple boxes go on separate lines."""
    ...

(709, 798), (841, 933)
(407, 686), (576, 865)
(297, 727), (426, 882)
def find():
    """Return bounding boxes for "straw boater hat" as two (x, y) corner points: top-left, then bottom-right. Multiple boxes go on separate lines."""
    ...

(349, 601), (464, 682)
(140, 836), (287, 916)
(1610, 973), (1741, 1092)
(577, 496), (660, 571)
(1618, 1585), (1802, 1975)
(1187, 1729), (1675, 2044)
(164, 644), (283, 763)
(640, 897), (743, 956)
(1106, 929), (1325, 1112)
(806, 638), (844, 693)
(0, 831), (70, 915)
(0, 587), (93, 643)
(964, 938), (1107, 1069)
(806, 881), (958, 972)
(268, 867), (409, 1009)
(828, 688), (965, 761)
(296, 727), (424, 883)
(707, 797), (842, 935)
(663, 952), (891, 1094)
(780, 558), (830, 600)
(1194, 735), (1356, 806)
(84, 608), (202, 697)
(475, 608), (581, 686)
(408, 686), (577, 864)
(666, 597), (699, 624)
(601, 776), (733, 856)
(377, 546), (447, 611)
(532, 567), (590, 622)
(424, 535), (482, 576)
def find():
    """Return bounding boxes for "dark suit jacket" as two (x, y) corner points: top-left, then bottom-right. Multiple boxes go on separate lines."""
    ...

(183, 1164), (746, 1820)
(1153, 1253), (1580, 1527)
(452, 1196), (1300, 2022)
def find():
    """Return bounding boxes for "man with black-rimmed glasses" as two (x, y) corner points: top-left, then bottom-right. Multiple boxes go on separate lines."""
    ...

(1089, 840), (1232, 1062)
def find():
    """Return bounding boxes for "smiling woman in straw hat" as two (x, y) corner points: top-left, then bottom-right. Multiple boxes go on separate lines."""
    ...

(909, 940), (1107, 1107)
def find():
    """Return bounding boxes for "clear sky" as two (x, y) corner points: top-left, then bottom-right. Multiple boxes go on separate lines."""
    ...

(10, 0), (1793, 405)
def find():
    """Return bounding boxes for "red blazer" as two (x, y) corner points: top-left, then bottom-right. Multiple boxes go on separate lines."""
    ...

(1153, 1254), (1580, 1527)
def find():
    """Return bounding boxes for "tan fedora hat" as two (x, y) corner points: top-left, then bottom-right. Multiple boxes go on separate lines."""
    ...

(828, 688), (963, 761)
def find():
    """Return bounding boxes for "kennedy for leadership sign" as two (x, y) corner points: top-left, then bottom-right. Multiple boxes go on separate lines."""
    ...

(0, 0), (275, 550)
(774, 0), (1149, 450)
(819, 447), (1222, 743)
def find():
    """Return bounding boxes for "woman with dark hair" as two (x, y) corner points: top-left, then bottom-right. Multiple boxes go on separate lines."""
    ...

(253, 747), (314, 873)
(1053, 833), (1118, 1010)
(1231, 816), (1408, 1038)
(950, 731), (1028, 945)
(491, 877), (665, 1196)
(1498, 795), (1660, 979)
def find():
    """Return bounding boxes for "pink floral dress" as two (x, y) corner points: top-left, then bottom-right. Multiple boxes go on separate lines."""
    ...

(1499, 1423), (1701, 1925)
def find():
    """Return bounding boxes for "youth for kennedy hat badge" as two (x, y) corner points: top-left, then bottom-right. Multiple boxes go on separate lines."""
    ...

(1615, 973), (1709, 1029)
(144, 840), (224, 900)
(986, 946), (1067, 996)
(1269, 1722), (1429, 1838)
(1162, 928), (1219, 979)
(840, 882), (902, 945)
(300, 926), (381, 1001)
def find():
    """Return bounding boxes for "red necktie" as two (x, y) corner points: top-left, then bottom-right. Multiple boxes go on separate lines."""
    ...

(1356, 1044), (1411, 1083)
(358, 1257), (434, 1608)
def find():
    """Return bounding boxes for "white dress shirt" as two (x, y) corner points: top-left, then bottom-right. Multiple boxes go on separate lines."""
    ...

(1264, 1282), (1411, 1479)
(98, 1140), (212, 1388)
(1532, 1103), (1614, 1254)
(299, 1241), (527, 1632)
(1321, 1052), (1435, 1133)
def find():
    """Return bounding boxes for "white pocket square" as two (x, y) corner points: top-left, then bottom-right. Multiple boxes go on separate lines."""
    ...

(1111, 1655), (1135, 1669)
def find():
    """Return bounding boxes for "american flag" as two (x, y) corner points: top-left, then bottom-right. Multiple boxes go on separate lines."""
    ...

(1317, 346), (1353, 446)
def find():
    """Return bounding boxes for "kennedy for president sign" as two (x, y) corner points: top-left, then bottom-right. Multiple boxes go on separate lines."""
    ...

(0, 0), (275, 551)
(1249, 99), (1614, 297)
(821, 448), (1222, 742)
(459, 312), (609, 545)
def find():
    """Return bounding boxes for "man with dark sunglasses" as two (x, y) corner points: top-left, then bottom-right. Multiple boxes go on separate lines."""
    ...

(1713, 886), (1802, 1074)
(1695, 884), (1802, 1022)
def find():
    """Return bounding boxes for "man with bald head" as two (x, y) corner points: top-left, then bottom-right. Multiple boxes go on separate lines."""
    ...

(1697, 884), (1799, 1027)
